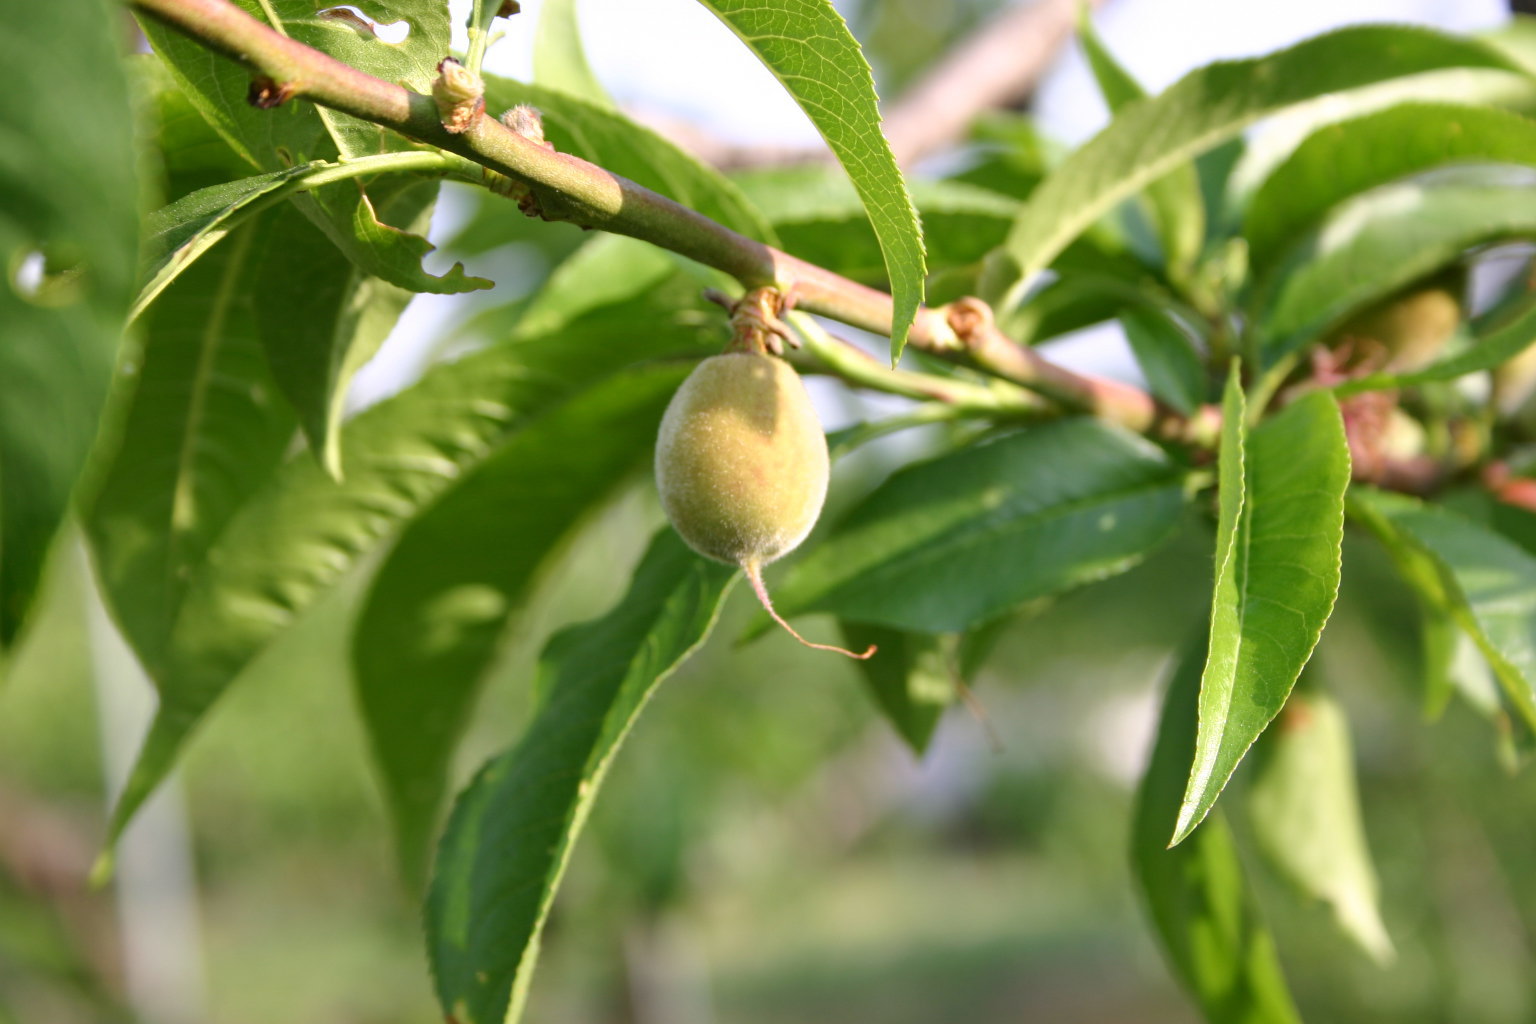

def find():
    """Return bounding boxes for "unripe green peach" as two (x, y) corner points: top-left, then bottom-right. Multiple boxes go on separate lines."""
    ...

(656, 351), (828, 568)
(1332, 275), (1463, 372)
(655, 350), (871, 659)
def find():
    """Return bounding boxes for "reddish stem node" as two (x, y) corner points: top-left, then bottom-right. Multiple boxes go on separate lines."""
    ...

(744, 561), (875, 660)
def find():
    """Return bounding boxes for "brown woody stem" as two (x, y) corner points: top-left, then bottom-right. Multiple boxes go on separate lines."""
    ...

(128, 0), (1217, 447)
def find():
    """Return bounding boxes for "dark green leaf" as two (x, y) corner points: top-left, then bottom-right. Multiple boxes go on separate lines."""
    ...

(1134, 644), (1303, 1024)
(1257, 183), (1536, 361)
(137, 8), (329, 174)
(0, 0), (139, 645)
(135, 163), (314, 319)
(1350, 487), (1536, 733)
(839, 622), (956, 755)
(1003, 273), (1143, 344)
(284, 181), (491, 297)
(99, 346), (557, 852)
(773, 420), (1189, 633)
(1174, 388), (1349, 844)
(251, 182), (426, 474)
(1245, 103), (1536, 272)
(353, 366), (687, 886)
(101, 247), (725, 850)
(134, 150), (466, 321)
(426, 530), (735, 1024)
(534, 0), (612, 107)
(980, 25), (1526, 311)
(692, 0), (925, 360)
(86, 216), (296, 676)
(483, 75), (773, 242)
(1121, 307), (1205, 415)
(1079, 10), (1205, 280)
(1248, 690), (1393, 963)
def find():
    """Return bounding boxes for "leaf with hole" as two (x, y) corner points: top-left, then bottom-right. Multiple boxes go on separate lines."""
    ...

(0, 0), (139, 646)
(138, 4), (487, 297)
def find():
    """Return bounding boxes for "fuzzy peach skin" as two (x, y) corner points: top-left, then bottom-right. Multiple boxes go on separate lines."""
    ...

(655, 352), (829, 568)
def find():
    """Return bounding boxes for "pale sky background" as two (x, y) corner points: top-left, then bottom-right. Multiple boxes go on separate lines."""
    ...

(353, 0), (1514, 411)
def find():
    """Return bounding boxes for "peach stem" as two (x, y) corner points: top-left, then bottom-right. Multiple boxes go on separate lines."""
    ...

(744, 561), (875, 660)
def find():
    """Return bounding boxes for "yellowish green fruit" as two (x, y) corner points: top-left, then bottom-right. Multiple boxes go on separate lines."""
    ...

(1332, 278), (1462, 373)
(655, 351), (872, 659)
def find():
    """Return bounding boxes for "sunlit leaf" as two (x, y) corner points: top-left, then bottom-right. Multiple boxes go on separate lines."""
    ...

(1257, 182), (1536, 362)
(1174, 385), (1349, 844)
(1079, 10), (1205, 280)
(1245, 103), (1536, 272)
(692, 0), (924, 359)
(1350, 487), (1536, 734)
(427, 530), (735, 1024)
(733, 165), (1013, 285)
(980, 25), (1526, 311)
(1249, 690), (1393, 963)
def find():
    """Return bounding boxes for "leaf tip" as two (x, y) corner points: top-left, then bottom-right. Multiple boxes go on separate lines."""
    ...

(1167, 800), (1206, 848)
(89, 850), (116, 889)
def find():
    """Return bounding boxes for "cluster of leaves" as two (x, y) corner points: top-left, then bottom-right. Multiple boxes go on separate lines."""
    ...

(10, 0), (1536, 1020)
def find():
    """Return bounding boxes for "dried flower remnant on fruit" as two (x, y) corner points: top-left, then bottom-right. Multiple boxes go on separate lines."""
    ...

(433, 57), (484, 133)
(655, 305), (873, 659)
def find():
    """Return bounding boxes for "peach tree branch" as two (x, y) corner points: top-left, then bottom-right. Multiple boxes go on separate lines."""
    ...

(128, 0), (1216, 447)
